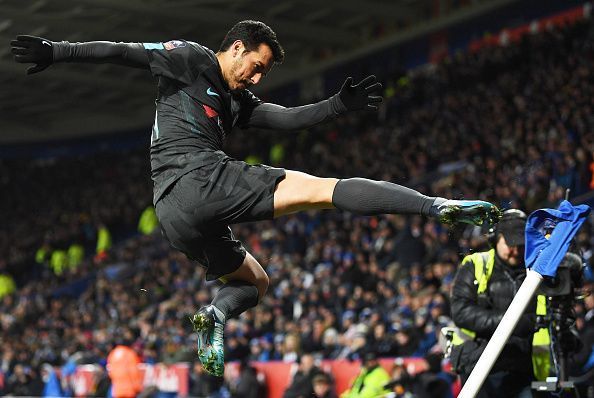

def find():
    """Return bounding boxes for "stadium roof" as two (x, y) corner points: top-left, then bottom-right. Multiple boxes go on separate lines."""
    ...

(0, 0), (516, 143)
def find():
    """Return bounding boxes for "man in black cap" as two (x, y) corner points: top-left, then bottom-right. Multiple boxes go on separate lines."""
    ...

(449, 209), (544, 397)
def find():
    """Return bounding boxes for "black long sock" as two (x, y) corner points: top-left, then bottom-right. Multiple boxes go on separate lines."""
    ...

(212, 281), (259, 320)
(332, 178), (443, 216)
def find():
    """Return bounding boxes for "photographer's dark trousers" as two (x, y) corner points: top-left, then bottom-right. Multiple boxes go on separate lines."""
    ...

(461, 371), (533, 398)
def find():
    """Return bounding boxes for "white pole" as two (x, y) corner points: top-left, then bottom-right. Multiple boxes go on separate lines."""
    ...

(458, 269), (544, 398)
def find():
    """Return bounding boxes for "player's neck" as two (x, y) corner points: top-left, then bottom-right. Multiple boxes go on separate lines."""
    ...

(215, 52), (231, 90)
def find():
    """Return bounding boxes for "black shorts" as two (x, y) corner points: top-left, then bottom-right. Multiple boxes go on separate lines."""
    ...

(154, 150), (285, 280)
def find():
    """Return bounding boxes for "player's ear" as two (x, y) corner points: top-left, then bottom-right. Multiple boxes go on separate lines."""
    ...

(232, 40), (244, 57)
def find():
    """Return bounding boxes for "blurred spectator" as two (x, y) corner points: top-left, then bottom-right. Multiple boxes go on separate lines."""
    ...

(340, 351), (390, 398)
(572, 283), (594, 393)
(49, 248), (68, 276)
(189, 361), (223, 398)
(312, 372), (338, 398)
(385, 358), (414, 397)
(0, 266), (16, 299)
(95, 223), (112, 263)
(41, 363), (65, 397)
(66, 242), (85, 271)
(138, 206), (159, 236)
(281, 334), (301, 363)
(283, 353), (323, 398)
(394, 326), (419, 358)
(107, 338), (143, 398)
(230, 360), (263, 398)
(321, 328), (342, 359)
(370, 323), (398, 358)
(4, 364), (43, 397)
(409, 353), (454, 398)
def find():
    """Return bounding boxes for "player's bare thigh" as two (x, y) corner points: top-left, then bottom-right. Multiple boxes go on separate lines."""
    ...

(273, 170), (339, 218)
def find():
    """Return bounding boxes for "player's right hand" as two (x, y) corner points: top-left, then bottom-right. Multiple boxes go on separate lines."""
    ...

(11, 35), (54, 75)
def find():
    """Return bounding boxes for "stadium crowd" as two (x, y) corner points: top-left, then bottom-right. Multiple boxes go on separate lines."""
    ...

(1, 17), (594, 398)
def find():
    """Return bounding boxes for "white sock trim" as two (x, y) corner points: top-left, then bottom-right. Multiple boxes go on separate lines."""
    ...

(211, 305), (226, 324)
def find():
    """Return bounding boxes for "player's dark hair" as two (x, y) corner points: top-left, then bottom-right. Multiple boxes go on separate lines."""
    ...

(219, 20), (285, 63)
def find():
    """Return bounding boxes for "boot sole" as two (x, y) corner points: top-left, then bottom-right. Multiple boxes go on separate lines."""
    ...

(190, 311), (224, 377)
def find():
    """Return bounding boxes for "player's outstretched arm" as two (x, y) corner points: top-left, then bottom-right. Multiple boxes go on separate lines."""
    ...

(245, 75), (383, 130)
(11, 35), (149, 75)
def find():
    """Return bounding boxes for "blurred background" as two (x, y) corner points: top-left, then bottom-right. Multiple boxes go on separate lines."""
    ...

(0, 0), (593, 397)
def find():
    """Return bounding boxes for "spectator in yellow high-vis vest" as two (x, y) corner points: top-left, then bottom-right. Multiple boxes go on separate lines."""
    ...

(50, 249), (68, 275)
(67, 243), (85, 270)
(341, 351), (390, 398)
(96, 224), (112, 254)
(0, 272), (16, 299)
(95, 224), (112, 263)
(138, 206), (159, 235)
(450, 209), (548, 398)
(35, 242), (51, 265)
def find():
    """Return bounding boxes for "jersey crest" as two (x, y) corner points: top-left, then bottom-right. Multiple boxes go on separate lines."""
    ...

(164, 40), (186, 50)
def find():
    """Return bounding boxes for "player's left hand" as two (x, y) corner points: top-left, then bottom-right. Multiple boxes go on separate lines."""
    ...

(338, 75), (383, 111)
(11, 35), (54, 75)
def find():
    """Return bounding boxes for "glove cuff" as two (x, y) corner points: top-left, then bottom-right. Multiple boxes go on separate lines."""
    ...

(52, 41), (72, 62)
(329, 93), (348, 115)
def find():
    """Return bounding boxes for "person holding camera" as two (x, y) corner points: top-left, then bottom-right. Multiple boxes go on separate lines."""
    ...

(449, 209), (549, 398)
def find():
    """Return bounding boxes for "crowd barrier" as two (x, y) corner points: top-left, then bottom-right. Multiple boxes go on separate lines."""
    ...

(70, 363), (189, 397)
(50, 358), (431, 398)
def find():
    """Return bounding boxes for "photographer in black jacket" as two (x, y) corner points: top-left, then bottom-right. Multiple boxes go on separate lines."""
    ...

(450, 210), (540, 398)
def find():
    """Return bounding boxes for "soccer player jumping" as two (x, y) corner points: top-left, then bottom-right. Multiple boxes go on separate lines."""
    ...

(12, 20), (500, 376)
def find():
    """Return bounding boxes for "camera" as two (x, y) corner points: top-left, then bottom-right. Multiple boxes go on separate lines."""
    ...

(537, 251), (584, 298)
(532, 249), (586, 394)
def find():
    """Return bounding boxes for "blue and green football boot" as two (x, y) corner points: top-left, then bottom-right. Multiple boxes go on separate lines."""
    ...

(434, 200), (502, 226)
(190, 305), (225, 377)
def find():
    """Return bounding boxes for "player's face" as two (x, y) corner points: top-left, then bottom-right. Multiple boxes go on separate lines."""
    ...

(228, 42), (274, 91)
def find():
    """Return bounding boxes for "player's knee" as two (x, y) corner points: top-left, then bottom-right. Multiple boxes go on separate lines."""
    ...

(239, 252), (269, 300)
(255, 272), (269, 302)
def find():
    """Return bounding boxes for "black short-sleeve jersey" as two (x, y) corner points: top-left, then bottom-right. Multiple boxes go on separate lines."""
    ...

(142, 40), (262, 203)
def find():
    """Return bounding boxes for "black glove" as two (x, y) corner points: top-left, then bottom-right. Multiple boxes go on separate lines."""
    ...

(11, 35), (54, 75)
(337, 75), (383, 111)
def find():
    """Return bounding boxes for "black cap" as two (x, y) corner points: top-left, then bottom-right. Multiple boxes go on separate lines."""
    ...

(497, 215), (525, 246)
